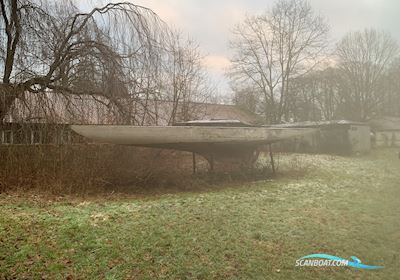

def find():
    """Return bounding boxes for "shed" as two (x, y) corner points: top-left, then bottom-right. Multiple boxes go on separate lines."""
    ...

(269, 120), (371, 155)
(368, 117), (400, 147)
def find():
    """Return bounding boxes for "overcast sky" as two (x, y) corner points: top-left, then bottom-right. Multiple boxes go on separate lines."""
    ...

(125, 0), (400, 96)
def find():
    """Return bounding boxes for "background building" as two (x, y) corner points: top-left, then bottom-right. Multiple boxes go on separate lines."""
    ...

(269, 120), (371, 155)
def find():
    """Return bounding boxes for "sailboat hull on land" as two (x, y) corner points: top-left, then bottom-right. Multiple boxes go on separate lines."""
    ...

(71, 125), (314, 154)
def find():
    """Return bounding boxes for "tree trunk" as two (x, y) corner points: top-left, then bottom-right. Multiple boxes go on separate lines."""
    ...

(0, 84), (18, 122)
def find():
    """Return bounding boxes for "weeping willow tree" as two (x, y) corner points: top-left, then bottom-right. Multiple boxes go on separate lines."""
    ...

(0, 0), (184, 124)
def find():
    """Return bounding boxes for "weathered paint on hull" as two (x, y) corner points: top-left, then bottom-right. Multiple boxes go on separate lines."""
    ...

(71, 125), (313, 146)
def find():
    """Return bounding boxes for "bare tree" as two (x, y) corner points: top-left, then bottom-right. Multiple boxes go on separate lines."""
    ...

(336, 29), (399, 121)
(0, 0), (169, 123)
(289, 67), (342, 121)
(164, 31), (213, 125)
(381, 57), (400, 117)
(229, 0), (329, 124)
(232, 85), (262, 116)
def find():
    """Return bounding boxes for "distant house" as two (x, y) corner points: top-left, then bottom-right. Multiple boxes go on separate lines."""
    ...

(269, 120), (371, 155)
(1, 92), (259, 145)
(192, 103), (260, 125)
(368, 117), (400, 147)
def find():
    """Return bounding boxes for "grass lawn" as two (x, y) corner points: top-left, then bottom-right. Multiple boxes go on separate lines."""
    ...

(1, 149), (399, 279)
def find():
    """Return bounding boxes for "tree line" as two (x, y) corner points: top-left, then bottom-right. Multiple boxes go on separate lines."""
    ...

(2, 0), (399, 126)
(230, 0), (400, 123)
(0, 0), (213, 125)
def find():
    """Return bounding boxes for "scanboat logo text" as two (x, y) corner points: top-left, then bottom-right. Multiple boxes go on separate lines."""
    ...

(296, 254), (384, 270)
